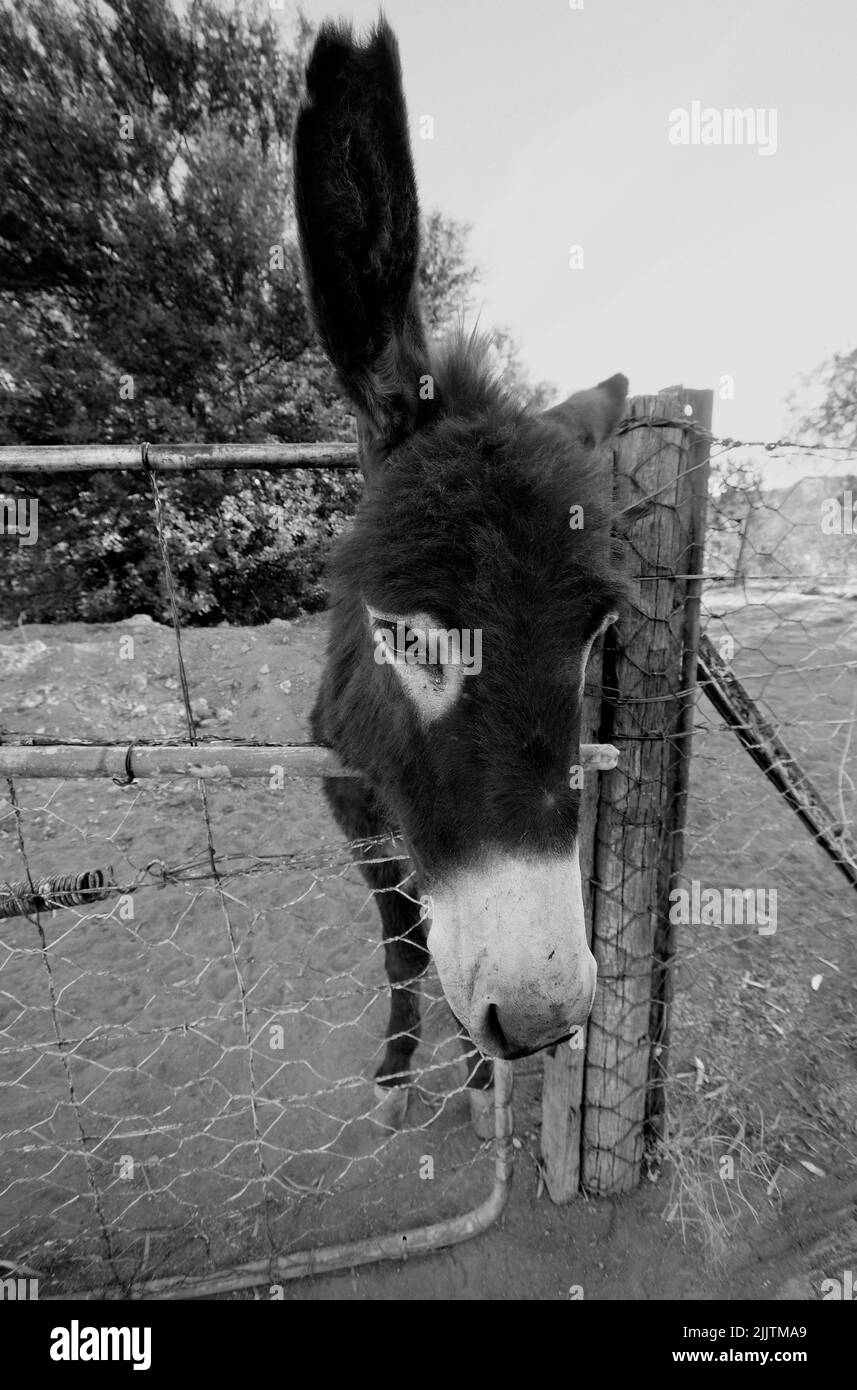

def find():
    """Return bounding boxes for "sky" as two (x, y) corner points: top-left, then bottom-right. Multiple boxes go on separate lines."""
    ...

(284, 0), (856, 453)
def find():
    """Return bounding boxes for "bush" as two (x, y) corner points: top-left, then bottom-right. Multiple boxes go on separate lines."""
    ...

(0, 466), (362, 625)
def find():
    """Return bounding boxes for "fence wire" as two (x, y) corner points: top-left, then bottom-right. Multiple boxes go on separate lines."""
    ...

(588, 427), (857, 1271)
(2, 422), (856, 1295)
(663, 441), (857, 1267)
(0, 782), (514, 1296)
(0, 453), (514, 1299)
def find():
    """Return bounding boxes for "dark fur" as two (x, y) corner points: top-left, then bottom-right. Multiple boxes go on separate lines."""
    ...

(294, 18), (628, 1091)
(293, 19), (430, 456)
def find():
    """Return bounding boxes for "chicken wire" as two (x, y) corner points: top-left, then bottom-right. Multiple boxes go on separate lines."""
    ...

(2, 423), (855, 1293)
(0, 790), (511, 1297)
(654, 440), (857, 1256)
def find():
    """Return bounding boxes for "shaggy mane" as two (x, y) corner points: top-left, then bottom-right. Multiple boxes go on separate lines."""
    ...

(429, 327), (520, 422)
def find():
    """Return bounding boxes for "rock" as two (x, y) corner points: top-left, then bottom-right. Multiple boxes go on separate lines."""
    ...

(125, 614), (156, 626)
(191, 697), (212, 719)
(258, 664), (270, 675)
(278, 680), (292, 694)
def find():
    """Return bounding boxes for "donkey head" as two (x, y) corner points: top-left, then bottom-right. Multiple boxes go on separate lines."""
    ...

(295, 19), (628, 1060)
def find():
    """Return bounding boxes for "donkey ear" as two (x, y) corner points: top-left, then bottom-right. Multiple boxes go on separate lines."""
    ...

(293, 19), (429, 466)
(542, 373), (629, 449)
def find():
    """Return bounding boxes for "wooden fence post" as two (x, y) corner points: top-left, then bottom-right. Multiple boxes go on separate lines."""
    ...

(579, 387), (712, 1196)
(646, 388), (713, 1149)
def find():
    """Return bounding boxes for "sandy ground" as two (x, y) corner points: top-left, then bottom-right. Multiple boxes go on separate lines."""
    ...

(1, 591), (855, 1299)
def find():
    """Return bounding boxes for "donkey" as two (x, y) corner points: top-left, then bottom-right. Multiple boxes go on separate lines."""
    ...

(294, 18), (628, 1133)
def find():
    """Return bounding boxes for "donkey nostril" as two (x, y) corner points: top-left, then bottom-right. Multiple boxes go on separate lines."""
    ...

(482, 1002), (508, 1054)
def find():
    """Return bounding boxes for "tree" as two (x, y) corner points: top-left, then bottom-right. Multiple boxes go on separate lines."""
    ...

(0, 0), (313, 444)
(0, 0), (546, 623)
(789, 347), (857, 449)
(705, 454), (764, 584)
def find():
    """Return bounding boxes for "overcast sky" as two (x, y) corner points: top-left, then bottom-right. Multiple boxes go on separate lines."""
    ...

(287, 0), (856, 448)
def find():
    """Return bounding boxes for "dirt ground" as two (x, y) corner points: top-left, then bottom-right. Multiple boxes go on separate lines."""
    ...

(1, 590), (855, 1300)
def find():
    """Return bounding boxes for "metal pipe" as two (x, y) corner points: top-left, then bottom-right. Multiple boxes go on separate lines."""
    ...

(0, 442), (358, 473)
(51, 1061), (515, 1300)
(0, 741), (620, 781)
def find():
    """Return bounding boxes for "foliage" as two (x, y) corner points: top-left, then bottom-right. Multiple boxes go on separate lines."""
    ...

(705, 453), (764, 581)
(0, 0), (547, 624)
(788, 347), (857, 450)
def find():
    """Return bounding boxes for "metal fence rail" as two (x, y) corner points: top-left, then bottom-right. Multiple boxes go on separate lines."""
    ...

(0, 442), (358, 473)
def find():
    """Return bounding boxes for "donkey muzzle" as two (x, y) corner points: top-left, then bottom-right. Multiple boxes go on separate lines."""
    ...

(426, 849), (597, 1060)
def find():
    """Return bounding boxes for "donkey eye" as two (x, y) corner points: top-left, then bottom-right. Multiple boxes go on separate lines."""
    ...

(365, 604), (477, 722)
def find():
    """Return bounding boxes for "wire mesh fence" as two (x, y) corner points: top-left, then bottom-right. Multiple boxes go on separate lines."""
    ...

(2, 400), (856, 1295)
(0, 444), (519, 1298)
(539, 394), (857, 1277)
(0, 769), (515, 1298)
(662, 438), (857, 1263)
